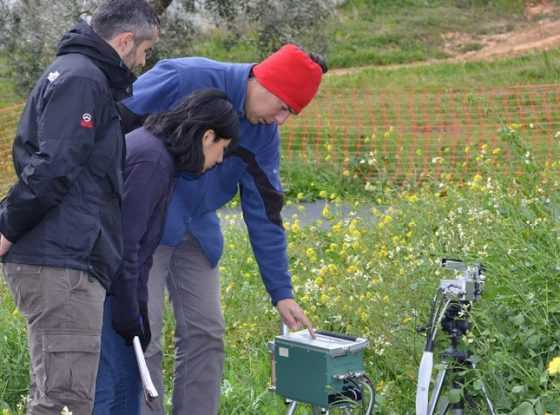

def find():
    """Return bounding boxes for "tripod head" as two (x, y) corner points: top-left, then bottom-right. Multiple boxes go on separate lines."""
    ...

(441, 301), (469, 336)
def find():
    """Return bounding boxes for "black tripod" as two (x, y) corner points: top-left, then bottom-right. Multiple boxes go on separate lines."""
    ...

(426, 301), (496, 415)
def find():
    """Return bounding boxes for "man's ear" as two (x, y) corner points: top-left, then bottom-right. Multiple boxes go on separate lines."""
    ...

(111, 31), (135, 56)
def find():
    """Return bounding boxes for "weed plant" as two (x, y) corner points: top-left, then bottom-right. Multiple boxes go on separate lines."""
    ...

(2, 123), (558, 414)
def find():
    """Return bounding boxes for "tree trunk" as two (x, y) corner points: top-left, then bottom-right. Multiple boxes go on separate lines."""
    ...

(150, 0), (173, 15)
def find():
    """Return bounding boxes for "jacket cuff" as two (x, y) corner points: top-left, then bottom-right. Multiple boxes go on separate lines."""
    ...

(0, 211), (19, 243)
(270, 287), (294, 306)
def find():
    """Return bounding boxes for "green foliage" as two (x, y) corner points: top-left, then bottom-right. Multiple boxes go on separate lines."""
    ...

(0, 282), (28, 413)
(3, 120), (559, 413)
(323, 0), (527, 68)
(322, 49), (560, 91)
(280, 159), (377, 202)
(1, 0), (100, 95)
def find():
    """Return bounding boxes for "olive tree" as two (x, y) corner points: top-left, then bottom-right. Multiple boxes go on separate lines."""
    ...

(1, 0), (334, 95)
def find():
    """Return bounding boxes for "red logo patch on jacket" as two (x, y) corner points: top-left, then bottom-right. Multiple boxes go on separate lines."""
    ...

(80, 113), (94, 129)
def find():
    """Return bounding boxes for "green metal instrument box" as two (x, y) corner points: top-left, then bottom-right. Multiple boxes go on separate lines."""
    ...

(273, 330), (368, 408)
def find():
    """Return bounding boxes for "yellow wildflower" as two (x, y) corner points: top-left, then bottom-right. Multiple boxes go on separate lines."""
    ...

(291, 220), (301, 233)
(547, 356), (560, 376)
(322, 205), (332, 219)
(306, 248), (316, 261)
(346, 265), (359, 274)
(406, 194), (418, 203)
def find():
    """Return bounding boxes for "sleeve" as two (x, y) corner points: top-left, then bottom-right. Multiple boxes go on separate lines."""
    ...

(117, 102), (146, 135)
(121, 60), (181, 116)
(111, 160), (166, 327)
(0, 77), (99, 242)
(120, 59), (225, 116)
(237, 130), (293, 305)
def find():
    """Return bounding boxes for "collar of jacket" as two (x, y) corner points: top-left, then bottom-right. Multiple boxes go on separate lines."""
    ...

(56, 19), (137, 101)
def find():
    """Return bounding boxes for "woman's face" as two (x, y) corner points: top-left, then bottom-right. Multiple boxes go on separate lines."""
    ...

(202, 130), (232, 172)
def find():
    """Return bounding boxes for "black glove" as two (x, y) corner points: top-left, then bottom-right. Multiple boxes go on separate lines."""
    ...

(112, 298), (150, 350)
(112, 309), (143, 347)
(138, 301), (151, 351)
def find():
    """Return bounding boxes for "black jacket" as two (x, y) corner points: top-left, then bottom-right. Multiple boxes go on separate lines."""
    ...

(0, 20), (136, 290)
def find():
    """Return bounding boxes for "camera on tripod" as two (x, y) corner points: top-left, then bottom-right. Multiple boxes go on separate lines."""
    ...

(415, 258), (496, 415)
(438, 259), (485, 303)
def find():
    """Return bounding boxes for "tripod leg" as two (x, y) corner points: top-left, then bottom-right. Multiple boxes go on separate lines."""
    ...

(479, 381), (497, 415)
(428, 364), (448, 415)
(311, 405), (324, 415)
(469, 362), (497, 415)
(286, 401), (297, 415)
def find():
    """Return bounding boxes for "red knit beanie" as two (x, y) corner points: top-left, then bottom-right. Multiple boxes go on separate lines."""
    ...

(253, 44), (323, 114)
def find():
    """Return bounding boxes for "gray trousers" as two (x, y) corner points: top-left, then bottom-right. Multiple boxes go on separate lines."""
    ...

(141, 236), (225, 415)
(2, 263), (105, 415)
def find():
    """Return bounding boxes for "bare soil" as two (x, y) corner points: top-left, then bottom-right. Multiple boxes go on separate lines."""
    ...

(329, 0), (560, 76)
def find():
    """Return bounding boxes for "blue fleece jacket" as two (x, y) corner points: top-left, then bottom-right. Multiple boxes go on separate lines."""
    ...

(121, 58), (292, 304)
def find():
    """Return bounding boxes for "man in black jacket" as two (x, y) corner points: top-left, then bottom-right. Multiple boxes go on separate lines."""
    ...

(0, 1), (159, 413)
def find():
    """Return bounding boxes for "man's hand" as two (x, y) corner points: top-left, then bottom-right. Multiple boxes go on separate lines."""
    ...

(276, 298), (315, 337)
(0, 233), (13, 257)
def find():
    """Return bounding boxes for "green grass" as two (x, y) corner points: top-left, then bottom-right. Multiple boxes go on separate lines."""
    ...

(322, 48), (560, 90)
(0, 56), (20, 108)
(0, 281), (28, 412)
(325, 0), (527, 68)
(1, 119), (559, 414)
(185, 0), (537, 69)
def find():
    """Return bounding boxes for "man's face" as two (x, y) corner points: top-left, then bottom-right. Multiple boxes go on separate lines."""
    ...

(113, 29), (158, 71)
(122, 35), (158, 71)
(245, 79), (294, 126)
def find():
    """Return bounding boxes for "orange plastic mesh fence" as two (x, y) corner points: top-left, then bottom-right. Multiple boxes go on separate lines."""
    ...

(0, 103), (21, 192)
(281, 83), (560, 182)
(1, 84), (559, 191)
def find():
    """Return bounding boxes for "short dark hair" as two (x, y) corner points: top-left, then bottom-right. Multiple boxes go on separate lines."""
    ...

(92, 0), (160, 42)
(144, 89), (240, 174)
(308, 52), (328, 74)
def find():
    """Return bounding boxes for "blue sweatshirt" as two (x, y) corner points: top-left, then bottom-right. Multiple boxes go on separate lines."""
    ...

(121, 58), (292, 304)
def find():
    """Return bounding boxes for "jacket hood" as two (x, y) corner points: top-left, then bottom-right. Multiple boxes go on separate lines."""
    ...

(57, 20), (136, 100)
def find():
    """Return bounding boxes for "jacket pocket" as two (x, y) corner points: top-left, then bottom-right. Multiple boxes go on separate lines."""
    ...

(42, 333), (101, 400)
(55, 204), (100, 255)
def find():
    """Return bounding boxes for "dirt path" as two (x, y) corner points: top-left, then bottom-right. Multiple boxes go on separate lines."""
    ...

(329, 1), (560, 76)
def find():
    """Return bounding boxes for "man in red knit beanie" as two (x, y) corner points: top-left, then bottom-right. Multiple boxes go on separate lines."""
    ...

(247, 44), (325, 124)
(117, 44), (328, 415)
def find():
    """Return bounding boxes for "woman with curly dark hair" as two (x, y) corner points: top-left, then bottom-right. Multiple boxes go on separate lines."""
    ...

(94, 88), (239, 415)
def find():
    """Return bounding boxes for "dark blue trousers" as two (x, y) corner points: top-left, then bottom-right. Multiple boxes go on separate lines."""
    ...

(93, 296), (142, 415)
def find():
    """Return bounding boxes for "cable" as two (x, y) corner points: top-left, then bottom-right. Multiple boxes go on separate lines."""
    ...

(361, 375), (375, 415)
(430, 298), (452, 345)
(346, 377), (366, 414)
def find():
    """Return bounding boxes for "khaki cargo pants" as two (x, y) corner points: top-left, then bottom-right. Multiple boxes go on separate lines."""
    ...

(2, 263), (105, 415)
